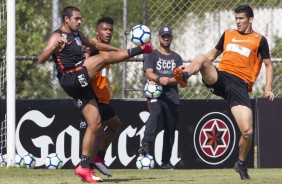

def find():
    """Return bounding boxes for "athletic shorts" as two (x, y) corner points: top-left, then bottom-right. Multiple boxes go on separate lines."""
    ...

(98, 103), (116, 122)
(58, 66), (96, 111)
(203, 70), (251, 109)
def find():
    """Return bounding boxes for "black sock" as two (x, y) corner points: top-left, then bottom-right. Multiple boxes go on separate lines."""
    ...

(97, 150), (106, 160)
(127, 47), (143, 57)
(183, 72), (190, 80)
(238, 159), (246, 166)
(81, 155), (90, 168)
(89, 163), (94, 170)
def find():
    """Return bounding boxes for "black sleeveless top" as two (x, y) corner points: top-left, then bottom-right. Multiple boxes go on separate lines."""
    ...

(52, 28), (84, 75)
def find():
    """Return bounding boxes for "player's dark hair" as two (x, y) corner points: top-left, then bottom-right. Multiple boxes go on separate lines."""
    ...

(62, 6), (80, 23)
(234, 5), (254, 18)
(96, 16), (114, 28)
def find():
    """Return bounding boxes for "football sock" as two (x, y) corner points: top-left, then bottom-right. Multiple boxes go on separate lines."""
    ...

(97, 150), (106, 160)
(183, 72), (190, 80)
(127, 47), (143, 57)
(89, 163), (94, 170)
(238, 159), (246, 166)
(81, 155), (90, 168)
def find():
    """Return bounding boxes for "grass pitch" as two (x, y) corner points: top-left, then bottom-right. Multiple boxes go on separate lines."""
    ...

(0, 168), (282, 184)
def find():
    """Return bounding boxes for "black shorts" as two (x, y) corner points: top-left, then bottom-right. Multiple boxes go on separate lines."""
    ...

(58, 66), (96, 111)
(204, 71), (251, 109)
(98, 103), (116, 122)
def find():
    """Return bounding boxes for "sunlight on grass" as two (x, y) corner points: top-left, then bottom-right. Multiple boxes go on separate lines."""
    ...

(0, 168), (282, 184)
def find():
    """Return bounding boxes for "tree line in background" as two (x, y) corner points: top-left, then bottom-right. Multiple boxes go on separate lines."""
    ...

(1, 0), (282, 99)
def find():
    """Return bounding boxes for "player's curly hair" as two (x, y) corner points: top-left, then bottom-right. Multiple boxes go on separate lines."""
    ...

(234, 5), (254, 18)
(62, 6), (80, 23)
(96, 16), (114, 28)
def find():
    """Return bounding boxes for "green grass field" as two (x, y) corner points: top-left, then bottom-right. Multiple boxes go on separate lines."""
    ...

(1, 168), (282, 184)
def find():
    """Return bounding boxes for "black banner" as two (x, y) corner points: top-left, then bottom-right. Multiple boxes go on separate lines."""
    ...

(256, 98), (282, 168)
(1, 99), (255, 169)
(108, 99), (255, 169)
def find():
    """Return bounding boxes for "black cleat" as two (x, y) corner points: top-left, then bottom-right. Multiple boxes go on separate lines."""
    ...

(160, 162), (174, 170)
(138, 143), (149, 155)
(234, 162), (251, 180)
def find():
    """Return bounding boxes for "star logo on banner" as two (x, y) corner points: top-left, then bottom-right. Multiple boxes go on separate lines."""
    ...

(201, 120), (228, 156)
(194, 112), (236, 165)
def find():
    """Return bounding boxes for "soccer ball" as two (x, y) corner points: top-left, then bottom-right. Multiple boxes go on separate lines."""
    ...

(144, 81), (163, 99)
(15, 154), (25, 168)
(45, 153), (63, 169)
(23, 153), (36, 169)
(130, 24), (151, 46)
(136, 154), (154, 169)
(0, 154), (6, 167)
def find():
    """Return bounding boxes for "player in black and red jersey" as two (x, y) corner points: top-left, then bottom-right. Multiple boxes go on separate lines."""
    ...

(38, 6), (152, 183)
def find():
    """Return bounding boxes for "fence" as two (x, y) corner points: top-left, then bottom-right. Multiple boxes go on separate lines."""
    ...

(0, 0), (282, 100)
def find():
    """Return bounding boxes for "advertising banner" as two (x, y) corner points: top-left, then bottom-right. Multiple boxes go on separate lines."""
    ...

(2, 99), (255, 169)
(256, 98), (282, 168)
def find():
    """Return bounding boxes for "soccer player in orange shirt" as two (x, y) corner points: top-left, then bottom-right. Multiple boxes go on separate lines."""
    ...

(175, 5), (274, 180)
(84, 16), (121, 177)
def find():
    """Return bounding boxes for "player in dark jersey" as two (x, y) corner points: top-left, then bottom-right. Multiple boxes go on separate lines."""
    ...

(138, 26), (183, 169)
(175, 5), (274, 180)
(38, 6), (152, 183)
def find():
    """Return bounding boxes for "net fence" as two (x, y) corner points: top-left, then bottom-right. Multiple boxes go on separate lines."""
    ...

(144, 0), (282, 99)
(0, 0), (6, 155)
(1, 0), (282, 101)
(0, 0), (6, 99)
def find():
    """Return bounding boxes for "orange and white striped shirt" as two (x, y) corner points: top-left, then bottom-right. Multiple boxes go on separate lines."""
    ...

(218, 29), (268, 91)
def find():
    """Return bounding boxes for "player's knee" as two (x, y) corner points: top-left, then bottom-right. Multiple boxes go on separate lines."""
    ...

(242, 127), (253, 139)
(194, 54), (208, 64)
(87, 118), (102, 132)
(107, 117), (122, 131)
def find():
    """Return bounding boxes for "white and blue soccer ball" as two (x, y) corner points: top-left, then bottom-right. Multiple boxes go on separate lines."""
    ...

(0, 154), (6, 167)
(15, 154), (25, 168)
(136, 154), (155, 169)
(144, 81), (162, 99)
(23, 153), (36, 169)
(45, 153), (63, 169)
(130, 24), (151, 46)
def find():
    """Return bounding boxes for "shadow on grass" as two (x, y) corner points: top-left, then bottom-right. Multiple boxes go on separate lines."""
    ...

(105, 177), (156, 183)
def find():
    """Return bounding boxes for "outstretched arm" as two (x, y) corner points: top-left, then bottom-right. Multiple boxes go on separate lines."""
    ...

(264, 58), (274, 101)
(38, 33), (67, 64)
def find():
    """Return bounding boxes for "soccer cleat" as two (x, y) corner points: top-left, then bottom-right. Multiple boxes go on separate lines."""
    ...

(138, 143), (149, 155)
(94, 156), (112, 177)
(160, 162), (174, 170)
(234, 162), (251, 180)
(173, 68), (189, 88)
(74, 164), (103, 183)
(140, 42), (153, 54)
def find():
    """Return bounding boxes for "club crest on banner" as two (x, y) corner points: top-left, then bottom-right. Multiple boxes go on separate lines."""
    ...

(193, 112), (236, 165)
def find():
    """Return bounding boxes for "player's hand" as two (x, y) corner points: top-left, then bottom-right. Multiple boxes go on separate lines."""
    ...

(149, 80), (157, 85)
(264, 90), (274, 101)
(160, 77), (169, 85)
(178, 64), (189, 72)
(56, 37), (67, 51)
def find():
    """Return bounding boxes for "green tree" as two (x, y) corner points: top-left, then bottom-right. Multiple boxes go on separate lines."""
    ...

(16, 0), (56, 99)
(13, 0), (282, 99)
